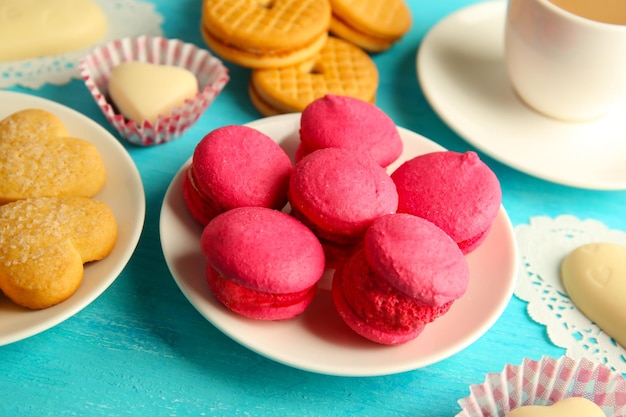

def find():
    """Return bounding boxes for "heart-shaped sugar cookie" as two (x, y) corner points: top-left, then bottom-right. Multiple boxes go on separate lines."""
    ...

(0, 108), (107, 205)
(506, 397), (605, 417)
(0, 0), (107, 62)
(0, 196), (118, 309)
(107, 62), (199, 124)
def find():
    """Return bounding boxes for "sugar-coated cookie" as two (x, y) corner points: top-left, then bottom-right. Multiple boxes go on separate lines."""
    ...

(391, 151), (501, 254)
(0, 196), (118, 309)
(201, 207), (325, 320)
(328, 0), (411, 52)
(288, 147), (398, 267)
(298, 94), (402, 167)
(200, 0), (331, 68)
(249, 37), (379, 117)
(183, 125), (292, 225)
(332, 213), (469, 345)
(0, 109), (106, 205)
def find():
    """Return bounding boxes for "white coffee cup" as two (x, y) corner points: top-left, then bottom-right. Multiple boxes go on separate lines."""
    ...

(505, 0), (626, 121)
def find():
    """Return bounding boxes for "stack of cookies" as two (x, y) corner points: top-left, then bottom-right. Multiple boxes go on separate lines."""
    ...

(199, 0), (412, 116)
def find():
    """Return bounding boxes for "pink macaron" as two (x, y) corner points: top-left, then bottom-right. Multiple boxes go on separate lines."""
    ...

(390, 151), (501, 254)
(287, 147), (398, 267)
(201, 206), (326, 320)
(183, 125), (293, 225)
(297, 94), (403, 168)
(332, 213), (470, 345)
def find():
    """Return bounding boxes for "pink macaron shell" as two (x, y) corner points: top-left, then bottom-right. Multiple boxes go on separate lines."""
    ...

(182, 168), (226, 225)
(299, 94), (403, 168)
(455, 227), (490, 255)
(201, 207), (325, 295)
(293, 142), (313, 165)
(391, 151), (501, 254)
(191, 125), (292, 220)
(288, 148), (398, 242)
(318, 237), (361, 270)
(365, 213), (469, 307)
(206, 265), (317, 320)
(332, 249), (429, 345)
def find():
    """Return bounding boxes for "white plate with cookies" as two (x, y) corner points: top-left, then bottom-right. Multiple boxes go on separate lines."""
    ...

(160, 113), (519, 377)
(0, 91), (145, 346)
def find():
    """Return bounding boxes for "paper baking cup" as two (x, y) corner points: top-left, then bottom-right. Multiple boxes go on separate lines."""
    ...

(79, 36), (229, 146)
(456, 356), (626, 416)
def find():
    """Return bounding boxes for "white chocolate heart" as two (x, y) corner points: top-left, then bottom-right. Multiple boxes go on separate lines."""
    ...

(108, 62), (199, 124)
(561, 242), (626, 348)
(0, 0), (107, 62)
(506, 397), (605, 417)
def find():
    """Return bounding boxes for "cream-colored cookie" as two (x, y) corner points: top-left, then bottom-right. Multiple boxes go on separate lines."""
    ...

(561, 242), (626, 348)
(249, 36), (378, 116)
(506, 397), (605, 417)
(108, 62), (199, 124)
(200, 0), (331, 68)
(0, 0), (107, 62)
(0, 196), (118, 309)
(0, 109), (106, 205)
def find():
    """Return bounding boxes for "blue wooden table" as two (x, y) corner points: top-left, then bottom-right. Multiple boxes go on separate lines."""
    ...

(2, 0), (625, 415)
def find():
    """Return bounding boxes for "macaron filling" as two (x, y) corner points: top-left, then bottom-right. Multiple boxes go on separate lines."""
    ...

(456, 227), (490, 254)
(182, 167), (228, 225)
(337, 248), (450, 330)
(206, 266), (318, 320)
(201, 207), (326, 320)
(332, 254), (427, 345)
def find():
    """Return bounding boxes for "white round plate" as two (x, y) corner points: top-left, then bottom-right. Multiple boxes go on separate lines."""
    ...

(160, 114), (518, 376)
(0, 91), (145, 346)
(417, 0), (626, 190)
(160, 113), (518, 376)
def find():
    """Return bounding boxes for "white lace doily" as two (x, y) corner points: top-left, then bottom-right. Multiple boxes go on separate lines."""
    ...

(515, 215), (626, 374)
(0, 0), (163, 89)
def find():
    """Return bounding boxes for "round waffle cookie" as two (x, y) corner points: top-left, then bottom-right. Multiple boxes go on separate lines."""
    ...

(329, 0), (411, 52)
(248, 36), (379, 117)
(201, 0), (331, 68)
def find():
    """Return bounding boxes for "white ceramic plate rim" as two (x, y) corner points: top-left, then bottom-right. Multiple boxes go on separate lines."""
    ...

(0, 91), (145, 346)
(160, 113), (518, 377)
(417, 0), (626, 190)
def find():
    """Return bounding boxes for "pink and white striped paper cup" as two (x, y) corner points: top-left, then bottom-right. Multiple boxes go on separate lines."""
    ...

(456, 356), (626, 416)
(79, 36), (229, 146)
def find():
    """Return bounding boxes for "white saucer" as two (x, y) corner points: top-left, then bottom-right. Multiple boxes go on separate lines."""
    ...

(160, 113), (519, 377)
(417, 0), (626, 190)
(0, 91), (145, 346)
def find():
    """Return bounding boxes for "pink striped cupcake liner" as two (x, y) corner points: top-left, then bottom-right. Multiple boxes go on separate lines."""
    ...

(456, 356), (626, 416)
(79, 36), (229, 146)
